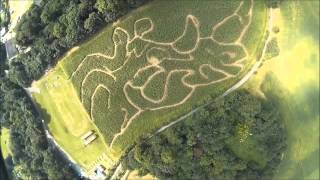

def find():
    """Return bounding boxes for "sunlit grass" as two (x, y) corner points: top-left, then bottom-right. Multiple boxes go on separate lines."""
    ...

(32, 67), (120, 173)
(244, 1), (319, 179)
(0, 128), (11, 159)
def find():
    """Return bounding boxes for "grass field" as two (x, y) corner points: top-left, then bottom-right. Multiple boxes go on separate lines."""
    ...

(32, 66), (119, 174)
(32, 0), (268, 169)
(244, 1), (319, 179)
(7, 0), (33, 33)
(0, 128), (11, 160)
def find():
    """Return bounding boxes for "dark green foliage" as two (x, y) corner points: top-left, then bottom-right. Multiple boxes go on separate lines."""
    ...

(123, 90), (287, 179)
(0, 41), (7, 73)
(84, 12), (103, 32)
(265, 37), (280, 60)
(0, 149), (9, 180)
(10, 0), (150, 87)
(1, 1), (150, 176)
(0, 77), (78, 179)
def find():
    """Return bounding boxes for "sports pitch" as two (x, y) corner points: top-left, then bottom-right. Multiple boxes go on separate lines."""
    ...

(32, 0), (268, 171)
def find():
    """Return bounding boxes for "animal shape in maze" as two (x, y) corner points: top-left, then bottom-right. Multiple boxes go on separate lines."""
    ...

(70, 0), (253, 145)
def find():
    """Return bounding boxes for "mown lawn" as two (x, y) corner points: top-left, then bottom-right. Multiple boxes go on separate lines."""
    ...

(31, 67), (119, 173)
(0, 128), (11, 159)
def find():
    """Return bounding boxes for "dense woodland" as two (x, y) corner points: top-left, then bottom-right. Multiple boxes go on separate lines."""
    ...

(123, 91), (287, 179)
(8, 0), (149, 87)
(0, 76), (78, 179)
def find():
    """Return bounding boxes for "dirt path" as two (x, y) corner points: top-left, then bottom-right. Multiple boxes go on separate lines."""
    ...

(223, 8), (274, 97)
(143, 8), (274, 141)
(29, 1), (270, 178)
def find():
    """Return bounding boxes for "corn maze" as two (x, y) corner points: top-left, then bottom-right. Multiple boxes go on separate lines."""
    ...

(63, 0), (264, 149)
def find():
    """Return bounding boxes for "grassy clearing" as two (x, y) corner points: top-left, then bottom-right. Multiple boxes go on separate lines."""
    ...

(31, 67), (119, 173)
(227, 136), (267, 168)
(33, 0), (268, 159)
(244, 2), (319, 179)
(0, 128), (11, 159)
(8, 0), (32, 32)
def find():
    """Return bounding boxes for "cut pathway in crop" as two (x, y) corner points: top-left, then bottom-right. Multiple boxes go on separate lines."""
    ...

(67, 0), (254, 148)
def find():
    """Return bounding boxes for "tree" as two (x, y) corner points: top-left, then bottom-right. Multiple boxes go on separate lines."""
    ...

(124, 90), (287, 180)
(53, 22), (65, 38)
(95, 0), (109, 13)
(84, 12), (102, 32)
(0, 42), (7, 73)
(0, 76), (78, 179)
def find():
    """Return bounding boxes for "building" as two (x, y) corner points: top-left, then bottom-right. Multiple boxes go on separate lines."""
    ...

(90, 165), (107, 179)
(4, 38), (17, 61)
(81, 130), (98, 146)
(84, 134), (97, 146)
(81, 130), (94, 140)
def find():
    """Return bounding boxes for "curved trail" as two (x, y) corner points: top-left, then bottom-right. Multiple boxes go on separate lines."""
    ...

(68, 0), (254, 148)
(29, 2), (273, 178)
(152, 8), (273, 138)
(110, 7), (274, 179)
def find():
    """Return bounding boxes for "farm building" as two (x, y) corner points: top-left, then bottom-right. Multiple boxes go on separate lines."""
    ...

(81, 130), (94, 140)
(92, 165), (107, 179)
(4, 38), (17, 61)
(84, 134), (97, 146)
(81, 130), (97, 146)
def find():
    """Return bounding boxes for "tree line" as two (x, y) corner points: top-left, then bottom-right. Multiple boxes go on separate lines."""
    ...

(0, 76), (78, 179)
(8, 0), (149, 87)
(123, 90), (287, 179)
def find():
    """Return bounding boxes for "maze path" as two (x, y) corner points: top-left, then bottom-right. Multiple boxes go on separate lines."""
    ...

(68, 0), (254, 148)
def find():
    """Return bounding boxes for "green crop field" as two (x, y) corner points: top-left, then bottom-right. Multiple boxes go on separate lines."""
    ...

(32, 0), (268, 168)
